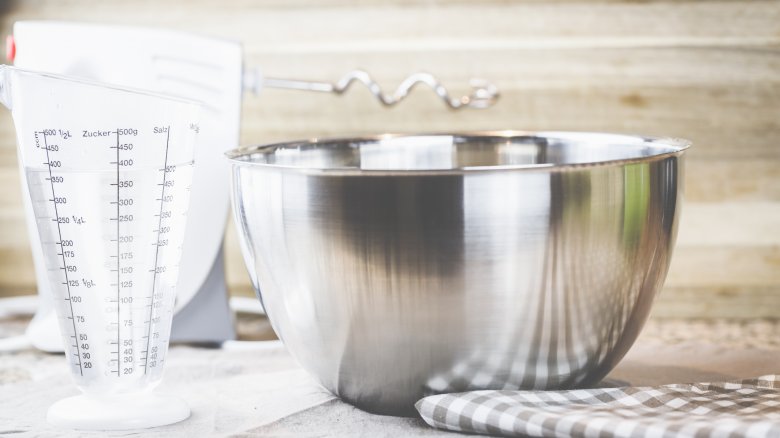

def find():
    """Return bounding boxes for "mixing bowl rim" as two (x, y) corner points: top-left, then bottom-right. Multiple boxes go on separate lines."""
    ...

(225, 130), (691, 175)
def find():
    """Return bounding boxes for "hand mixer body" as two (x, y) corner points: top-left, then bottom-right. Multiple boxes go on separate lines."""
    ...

(8, 23), (500, 355)
(11, 21), (242, 350)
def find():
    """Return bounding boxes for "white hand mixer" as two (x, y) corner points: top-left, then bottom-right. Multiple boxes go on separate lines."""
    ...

(8, 21), (499, 354)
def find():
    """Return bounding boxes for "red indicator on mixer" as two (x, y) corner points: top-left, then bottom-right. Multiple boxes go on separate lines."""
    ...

(5, 35), (15, 62)
(5, 35), (16, 62)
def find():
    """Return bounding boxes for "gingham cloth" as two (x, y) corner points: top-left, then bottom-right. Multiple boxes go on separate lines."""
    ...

(416, 375), (780, 437)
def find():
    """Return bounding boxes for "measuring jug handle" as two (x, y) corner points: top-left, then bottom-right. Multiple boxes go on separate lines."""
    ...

(0, 64), (12, 110)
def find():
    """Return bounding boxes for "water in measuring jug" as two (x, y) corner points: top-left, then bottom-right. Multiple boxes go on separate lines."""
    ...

(0, 66), (200, 430)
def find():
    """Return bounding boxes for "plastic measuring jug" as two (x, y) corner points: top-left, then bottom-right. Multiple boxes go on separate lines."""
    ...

(0, 66), (200, 430)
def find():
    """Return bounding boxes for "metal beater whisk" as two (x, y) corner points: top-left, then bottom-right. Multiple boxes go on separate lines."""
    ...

(244, 68), (500, 110)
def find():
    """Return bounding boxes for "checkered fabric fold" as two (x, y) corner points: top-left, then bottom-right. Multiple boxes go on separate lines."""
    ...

(416, 375), (780, 437)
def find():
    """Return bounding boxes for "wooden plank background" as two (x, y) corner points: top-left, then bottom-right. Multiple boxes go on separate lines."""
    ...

(0, 0), (778, 318)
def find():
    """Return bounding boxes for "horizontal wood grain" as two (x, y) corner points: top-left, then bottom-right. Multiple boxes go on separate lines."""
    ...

(0, 0), (777, 318)
(240, 84), (780, 161)
(653, 287), (780, 319)
(4, 1), (780, 44)
(677, 203), (780, 247)
(224, 212), (780, 291)
(686, 161), (780, 202)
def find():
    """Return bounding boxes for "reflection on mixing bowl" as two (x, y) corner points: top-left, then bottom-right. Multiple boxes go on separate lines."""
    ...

(228, 132), (689, 416)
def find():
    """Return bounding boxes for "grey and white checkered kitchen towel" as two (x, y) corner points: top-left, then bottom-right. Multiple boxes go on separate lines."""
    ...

(416, 375), (780, 437)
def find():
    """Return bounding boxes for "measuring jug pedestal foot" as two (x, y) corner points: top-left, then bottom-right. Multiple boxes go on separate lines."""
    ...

(46, 392), (190, 430)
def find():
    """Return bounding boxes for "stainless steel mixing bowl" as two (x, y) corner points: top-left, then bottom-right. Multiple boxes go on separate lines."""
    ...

(227, 131), (690, 416)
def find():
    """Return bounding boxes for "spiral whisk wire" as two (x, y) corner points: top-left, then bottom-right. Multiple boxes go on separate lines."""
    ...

(332, 70), (498, 109)
(247, 68), (499, 110)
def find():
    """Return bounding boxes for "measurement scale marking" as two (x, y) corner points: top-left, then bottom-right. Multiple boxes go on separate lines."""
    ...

(41, 131), (83, 376)
(144, 126), (171, 374)
(115, 130), (121, 376)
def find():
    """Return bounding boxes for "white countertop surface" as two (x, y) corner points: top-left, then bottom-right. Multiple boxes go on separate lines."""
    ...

(1, 315), (778, 437)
